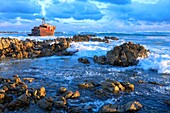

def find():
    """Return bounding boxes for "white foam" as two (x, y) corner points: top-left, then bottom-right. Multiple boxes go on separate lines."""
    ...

(138, 53), (170, 74)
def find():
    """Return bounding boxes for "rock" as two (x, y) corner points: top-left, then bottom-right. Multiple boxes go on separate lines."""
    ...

(54, 101), (66, 108)
(37, 97), (53, 110)
(78, 58), (90, 64)
(64, 91), (73, 99)
(93, 55), (107, 65)
(102, 80), (120, 94)
(7, 94), (30, 110)
(34, 87), (46, 99)
(104, 36), (119, 40)
(101, 101), (142, 113)
(78, 82), (94, 89)
(0, 93), (6, 104)
(23, 78), (35, 83)
(72, 34), (91, 42)
(94, 42), (149, 66)
(59, 87), (67, 93)
(121, 82), (134, 91)
(71, 91), (80, 98)
(125, 101), (143, 111)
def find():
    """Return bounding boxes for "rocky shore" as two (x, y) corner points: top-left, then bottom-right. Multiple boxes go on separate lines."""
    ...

(1, 35), (163, 112)
(0, 75), (143, 112)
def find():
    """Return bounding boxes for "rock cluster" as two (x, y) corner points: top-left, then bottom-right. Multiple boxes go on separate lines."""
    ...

(0, 37), (72, 59)
(94, 42), (149, 66)
(101, 101), (142, 113)
(102, 80), (134, 94)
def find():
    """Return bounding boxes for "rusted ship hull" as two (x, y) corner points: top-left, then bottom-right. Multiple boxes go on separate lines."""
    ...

(28, 18), (56, 36)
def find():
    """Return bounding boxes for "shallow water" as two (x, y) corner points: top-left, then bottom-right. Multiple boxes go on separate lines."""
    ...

(0, 32), (170, 112)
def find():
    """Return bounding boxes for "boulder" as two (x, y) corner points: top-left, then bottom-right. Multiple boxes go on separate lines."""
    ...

(94, 42), (149, 66)
(72, 34), (91, 42)
(78, 82), (95, 89)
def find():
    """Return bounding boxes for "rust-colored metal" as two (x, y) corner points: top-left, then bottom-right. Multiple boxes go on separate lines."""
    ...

(28, 18), (56, 36)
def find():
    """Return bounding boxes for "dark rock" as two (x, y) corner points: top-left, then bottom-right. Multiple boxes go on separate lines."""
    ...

(68, 106), (85, 113)
(78, 58), (90, 64)
(95, 42), (149, 66)
(93, 55), (107, 65)
(72, 34), (91, 42)
(7, 94), (30, 110)
(37, 97), (53, 110)
(104, 36), (119, 40)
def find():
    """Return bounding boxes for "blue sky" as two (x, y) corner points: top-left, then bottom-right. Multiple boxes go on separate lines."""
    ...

(0, 0), (170, 32)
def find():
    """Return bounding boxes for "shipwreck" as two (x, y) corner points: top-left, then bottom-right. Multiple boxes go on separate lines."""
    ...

(28, 18), (56, 36)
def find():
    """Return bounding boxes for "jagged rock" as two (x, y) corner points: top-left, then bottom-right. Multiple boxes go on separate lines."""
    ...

(0, 92), (6, 104)
(94, 42), (149, 66)
(0, 104), (5, 112)
(37, 97), (53, 110)
(64, 91), (73, 99)
(101, 101), (142, 113)
(102, 80), (134, 94)
(78, 58), (90, 64)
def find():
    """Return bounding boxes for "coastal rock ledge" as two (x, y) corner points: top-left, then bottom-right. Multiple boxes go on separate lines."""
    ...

(94, 42), (149, 66)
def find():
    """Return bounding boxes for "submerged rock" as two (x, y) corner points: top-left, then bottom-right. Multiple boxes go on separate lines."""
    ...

(104, 36), (119, 40)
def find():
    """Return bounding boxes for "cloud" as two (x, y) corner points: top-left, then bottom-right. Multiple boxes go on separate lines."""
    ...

(92, 0), (131, 5)
(45, 1), (103, 20)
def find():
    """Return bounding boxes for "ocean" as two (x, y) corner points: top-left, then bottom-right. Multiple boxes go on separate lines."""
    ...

(0, 32), (170, 112)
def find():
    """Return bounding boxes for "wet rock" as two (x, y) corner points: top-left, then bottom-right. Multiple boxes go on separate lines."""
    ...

(34, 87), (46, 99)
(59, 87), (67, 94)
(37, 97), (53, 110)
(71, 91), (80, 98)
(125, 101), (143, 111)
(102, 80), (134, 94)
(78, 58), (90, 64)
(78, 82), (95, 89)
(7, 94), (30, 110)
(0, 92), (6, 104)
(23, 78), (35, 83)
(148, 81), (164, 86)
(72, 34), (91, 42)
(64, 91), (73, 99)
(95, 42), (149, 66)
(93, 55), (107, 65)
(91, 38), (108, 42)
(104, 36), (119, 40)
(101, 101), (142, 113)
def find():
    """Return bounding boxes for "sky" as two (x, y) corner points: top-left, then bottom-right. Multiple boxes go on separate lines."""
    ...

(0, 0), (170, 32)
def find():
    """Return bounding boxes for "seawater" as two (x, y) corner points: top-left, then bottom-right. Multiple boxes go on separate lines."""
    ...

(0, 32), (170, 112)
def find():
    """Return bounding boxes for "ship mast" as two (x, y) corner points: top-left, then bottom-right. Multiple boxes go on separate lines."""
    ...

(42, 18), (45, 25)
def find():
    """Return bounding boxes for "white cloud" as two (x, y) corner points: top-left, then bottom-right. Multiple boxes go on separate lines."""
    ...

(59, 0), (75, 3)
(132, 0), (159, 4)
(32, 0), (53, 16)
